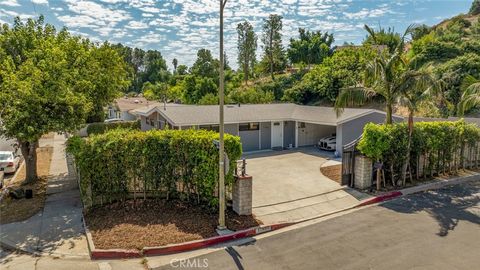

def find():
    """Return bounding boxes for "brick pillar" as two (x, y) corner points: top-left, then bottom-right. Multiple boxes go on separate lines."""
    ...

(354, 155), (373, 189)
(233, 175), (252, 215)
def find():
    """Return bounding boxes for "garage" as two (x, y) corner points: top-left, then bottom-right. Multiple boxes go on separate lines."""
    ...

(239, 122), (260, 152)
(297, 122), (336, 147)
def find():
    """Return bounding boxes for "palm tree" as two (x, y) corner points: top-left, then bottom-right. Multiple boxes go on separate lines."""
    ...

(335, 24), (415, 124)
(396, 66), (441, 185)
(457, 75), (480, 116)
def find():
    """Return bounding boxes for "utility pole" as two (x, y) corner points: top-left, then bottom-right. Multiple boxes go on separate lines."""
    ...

(218, 0), (228, 230)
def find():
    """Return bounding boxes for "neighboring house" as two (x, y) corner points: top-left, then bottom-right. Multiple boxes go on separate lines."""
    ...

(135, 103), (403, 154)
(108, 97), (160, 121)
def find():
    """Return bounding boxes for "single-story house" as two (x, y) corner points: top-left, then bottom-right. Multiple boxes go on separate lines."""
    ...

(107, 97), (160, 121)
(135, 103), (403, 154)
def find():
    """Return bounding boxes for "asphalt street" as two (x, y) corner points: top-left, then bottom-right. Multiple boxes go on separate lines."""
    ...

(156, 180), (480, 270)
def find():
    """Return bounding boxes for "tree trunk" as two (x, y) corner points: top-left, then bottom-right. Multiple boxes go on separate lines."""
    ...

(20, 140), (38, 184)
(402, 111), (414, 186)
(270, 28), (274, 81)
(385, 104), (393, 124)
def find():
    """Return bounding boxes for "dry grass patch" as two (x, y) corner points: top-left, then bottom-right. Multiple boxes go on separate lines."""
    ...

(0, 146), (53, 224)
(85, 199), (262, 250)
(320, 164), (342, 184)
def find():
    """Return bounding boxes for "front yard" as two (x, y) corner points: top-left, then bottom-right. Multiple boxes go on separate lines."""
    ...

(0, 138), (53, 224)
(85, 199), (261, 250)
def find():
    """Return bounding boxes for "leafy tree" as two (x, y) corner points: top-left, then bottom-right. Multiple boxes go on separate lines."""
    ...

(335, 25), (415, 124)
(470, 0), (480, 15)
(396, 66), (441, 184)
(172, 58), (178, 73)
(237, 21), (257, 84)
(436, 53), (480, 112)
(411, 24), (431, 40)
(287, 28), (334, 67)
(198, 93), (220, 105)
(176, 64), (188, 75)
(183, 75), (217, 104)
(363, 25), (402, 54)
(190, 49), (219, 78)
(261, 14), (286, 80)
(84, 42), (130, 122)
(458, 75), (480, 116)
(142, 50), (169, 83)
(228, 87), (274, 104)
(0, 17), (95, 183)
(283, 47), (373, 104)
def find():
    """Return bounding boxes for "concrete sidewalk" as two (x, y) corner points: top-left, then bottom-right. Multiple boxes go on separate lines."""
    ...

(0, 133), (88, 258)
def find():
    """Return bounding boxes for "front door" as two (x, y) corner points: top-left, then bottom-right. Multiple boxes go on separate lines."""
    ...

(271, 121), (283, 148)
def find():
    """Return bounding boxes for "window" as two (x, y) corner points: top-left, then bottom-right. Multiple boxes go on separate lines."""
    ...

(298, 122), (306, 128)
(273, 122), (280, 126)
(239, 122), (259, 131)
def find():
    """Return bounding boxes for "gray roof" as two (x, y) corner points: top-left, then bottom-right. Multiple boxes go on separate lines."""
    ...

(139, 103), (392, 126)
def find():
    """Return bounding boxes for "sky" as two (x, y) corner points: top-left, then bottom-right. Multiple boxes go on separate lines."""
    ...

(0, 0), (473, 70)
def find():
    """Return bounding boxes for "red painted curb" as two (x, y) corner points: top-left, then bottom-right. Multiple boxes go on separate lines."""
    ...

(91, 249), (142, 260)
(357, 191), (403, 207)
(143, 223), (294, 256)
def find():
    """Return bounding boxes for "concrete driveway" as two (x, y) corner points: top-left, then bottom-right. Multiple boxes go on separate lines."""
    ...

(244, 147), (365, 224)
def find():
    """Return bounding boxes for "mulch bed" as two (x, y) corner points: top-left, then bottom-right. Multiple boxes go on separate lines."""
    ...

(0, 146), (53, 224)
(84, 199), (262, 250)
(320, 165), (342, 184)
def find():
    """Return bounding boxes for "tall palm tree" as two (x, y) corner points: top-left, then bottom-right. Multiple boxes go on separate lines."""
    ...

(396, 66), (442, 184)
(335, 24), (415, 124)
(457, 75), (480, 116)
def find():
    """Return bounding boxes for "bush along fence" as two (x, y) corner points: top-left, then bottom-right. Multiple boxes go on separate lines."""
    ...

(86, 120), (140, 136)
(66, 129), (242, 209)
(356, 120), (480, 190)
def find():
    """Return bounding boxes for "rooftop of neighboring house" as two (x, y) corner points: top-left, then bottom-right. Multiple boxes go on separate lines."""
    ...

(135, 103), (400, 126)
(113, 97), (161, 112)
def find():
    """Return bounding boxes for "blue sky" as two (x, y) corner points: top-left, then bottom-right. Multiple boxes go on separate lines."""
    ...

(0, 0), (472, 69)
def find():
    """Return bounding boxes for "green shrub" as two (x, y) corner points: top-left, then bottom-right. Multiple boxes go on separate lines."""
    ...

(67, 129), (242, 208)
(86, 120), (140, 136)
(358, 120), (480, 181)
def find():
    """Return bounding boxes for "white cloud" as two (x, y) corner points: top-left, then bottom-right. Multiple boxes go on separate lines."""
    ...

(344, 7), (390, 20)
(31, 0), (48, 5)
(63, 0), (131, 27)
(0, 0), (19, 7)
(125, 20), (148, 29)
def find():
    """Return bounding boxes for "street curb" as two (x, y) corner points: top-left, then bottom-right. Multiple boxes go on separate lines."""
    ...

(142, 223), (293, 257)
(356, 171), (480, 207)
(356, 191), (403, 207)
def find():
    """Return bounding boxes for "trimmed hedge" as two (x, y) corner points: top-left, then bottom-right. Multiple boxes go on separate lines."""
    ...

(358, 120), (480, 183)
(67, 129), (242, 208)
(86, 120), (140, 136)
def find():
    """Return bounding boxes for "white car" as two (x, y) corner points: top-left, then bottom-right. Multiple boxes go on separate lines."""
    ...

(317, 135), (336, 151)
(0, 151), (21, 174)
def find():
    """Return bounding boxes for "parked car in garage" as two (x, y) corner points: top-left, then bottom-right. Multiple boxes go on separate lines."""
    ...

(0, 151), (21, 174)
(317, 135), (336, 151)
